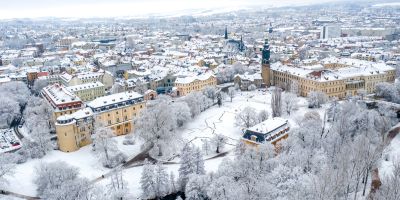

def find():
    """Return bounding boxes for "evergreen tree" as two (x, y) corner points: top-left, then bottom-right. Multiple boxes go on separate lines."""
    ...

(140, 160), (156, 199)
(154, 162), (170, 198)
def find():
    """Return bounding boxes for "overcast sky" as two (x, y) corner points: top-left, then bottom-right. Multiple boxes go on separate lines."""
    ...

(0, 0), (344, 19)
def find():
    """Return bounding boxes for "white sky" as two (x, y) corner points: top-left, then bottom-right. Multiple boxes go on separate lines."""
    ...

(0, 0), (342, 19)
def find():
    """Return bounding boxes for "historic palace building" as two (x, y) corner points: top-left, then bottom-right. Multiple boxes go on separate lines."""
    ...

(260, 39), (396, 98)
(55, 91), (145, 152)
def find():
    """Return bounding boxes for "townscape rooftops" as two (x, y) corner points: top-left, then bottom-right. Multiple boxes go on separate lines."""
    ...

(272, 57), (395, 82)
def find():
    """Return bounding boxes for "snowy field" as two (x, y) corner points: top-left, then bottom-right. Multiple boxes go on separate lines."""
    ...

(5, 90), (326, 198)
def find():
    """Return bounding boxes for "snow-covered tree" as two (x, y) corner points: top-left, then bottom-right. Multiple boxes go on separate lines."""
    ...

(375, 82), (398, 103)
(24, 96), (53, 135)
(169, 172), (177, 194)
(140, 160), (156, 199)
(172, 101), (191, 127)
(228, 86), (236, 102)
(248, 84), (257, 91)
(282, 92), (298, 116)
(0, 153), (16, 187)
(184, 92), (213, 118)
(154, 162), (170, 198)
(108, 168), (128, 200)
(25, 122), (52, 158)
(271, 87), (282, 117)
(211, 134), (227, 154)
(235, 106), (258, 128)
(0, 97), (20, 128)
(307, 91), (328, 108)
(178, 145), (205, 191)
(201, 139), (211, 155)
(0, 81), (30, 106)
(92, 122), (125, 168)
(34, 161), (91, 200)
(135, 96), (179, 157)
(290, 80), (300, 96)
(203, 86), (218, 102)
(185, 174), (210, 200)
(258, 109), (269, 123)
(32, 79), (49, 95)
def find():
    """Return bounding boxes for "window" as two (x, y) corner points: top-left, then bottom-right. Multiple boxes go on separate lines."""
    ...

(108, 120), (111, 125)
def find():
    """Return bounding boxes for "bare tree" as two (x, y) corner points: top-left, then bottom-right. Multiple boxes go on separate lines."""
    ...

(235, 106), (258, 128)
(282, 93), (298, 116)
(228, 87), (236, 102)
(271, 87), (282, 117)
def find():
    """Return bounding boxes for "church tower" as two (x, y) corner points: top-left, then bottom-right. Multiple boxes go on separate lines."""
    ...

(224, 27), (228, 39)
(261, 38), (271, 86)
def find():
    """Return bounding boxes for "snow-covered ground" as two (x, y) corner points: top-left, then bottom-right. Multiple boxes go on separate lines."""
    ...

(5, 90), (325, 198)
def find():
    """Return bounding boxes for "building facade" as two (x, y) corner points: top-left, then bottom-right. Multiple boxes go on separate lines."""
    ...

(174, 73), (217, 96)
(66, 81), (105, 102)
(270, 59), (396, 98)
(55, 91), (146, 152)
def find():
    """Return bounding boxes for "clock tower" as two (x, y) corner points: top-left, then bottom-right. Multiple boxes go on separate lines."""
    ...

(261, 39), (271, 86)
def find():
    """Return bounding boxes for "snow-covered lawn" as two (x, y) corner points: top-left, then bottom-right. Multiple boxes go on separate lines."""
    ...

(4, 136), (144, 197)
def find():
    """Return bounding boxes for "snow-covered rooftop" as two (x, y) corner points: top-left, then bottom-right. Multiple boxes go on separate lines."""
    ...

(248, 117), (288, 134)
(42, 84), (81, 105)
(67, 81), (104, 92)
(87, 91), (143, 109)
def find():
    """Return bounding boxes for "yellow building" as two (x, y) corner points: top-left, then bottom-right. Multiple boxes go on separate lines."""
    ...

(55, 91), (146, 152)
(270, 58), (396, 99)
(55, 108), (93, 152)
(59, 70), (114, 89)
(67, 81), (105, 102)
(174, 73), (217, 96)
